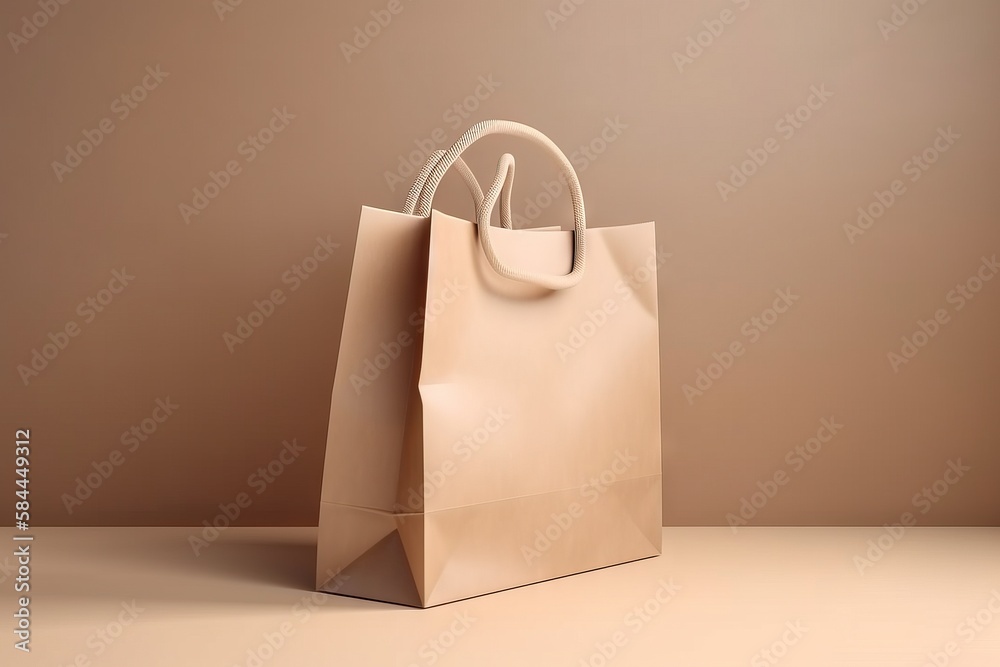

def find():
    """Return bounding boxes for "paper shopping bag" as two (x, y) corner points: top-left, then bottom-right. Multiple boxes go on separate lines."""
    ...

(317, 121), (662, 607)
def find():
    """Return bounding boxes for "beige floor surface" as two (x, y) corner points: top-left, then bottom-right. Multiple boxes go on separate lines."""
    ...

(7, 527), (1000, 666)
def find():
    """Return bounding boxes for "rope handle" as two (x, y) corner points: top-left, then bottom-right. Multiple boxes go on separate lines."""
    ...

(404, 151), (514, 229)
(405, 120), (586, 291)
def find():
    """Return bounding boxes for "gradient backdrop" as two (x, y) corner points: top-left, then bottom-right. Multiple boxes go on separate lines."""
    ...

(2, 0), (998, 526)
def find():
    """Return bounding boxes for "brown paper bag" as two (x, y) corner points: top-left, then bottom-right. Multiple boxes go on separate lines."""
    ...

(317, 121), (662, 607)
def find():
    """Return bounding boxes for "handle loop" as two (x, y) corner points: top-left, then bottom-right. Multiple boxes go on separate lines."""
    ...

(404, 151), (514, 229)
(406, 120), (586, 290)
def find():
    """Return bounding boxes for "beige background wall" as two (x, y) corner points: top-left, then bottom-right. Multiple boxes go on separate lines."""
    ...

(2, 0), (998, 527)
